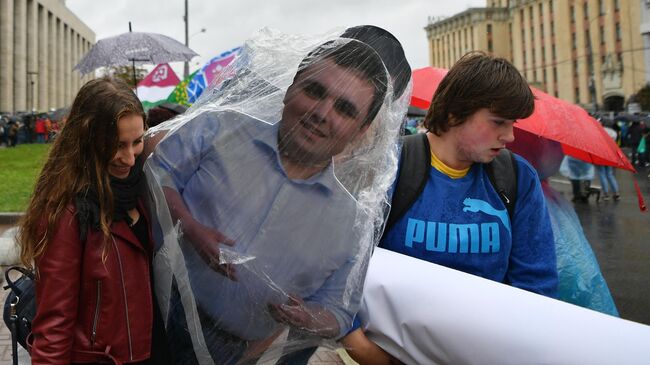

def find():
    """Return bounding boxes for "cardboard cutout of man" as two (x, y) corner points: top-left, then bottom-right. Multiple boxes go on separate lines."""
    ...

(145, 28), (410, 364)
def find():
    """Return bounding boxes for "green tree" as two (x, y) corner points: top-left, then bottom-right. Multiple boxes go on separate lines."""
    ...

(634, 83), (650, 111)
(107, 65), (148, 88)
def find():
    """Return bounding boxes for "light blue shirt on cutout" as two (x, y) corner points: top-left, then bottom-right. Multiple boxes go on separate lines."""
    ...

(149, 110), (365, 340)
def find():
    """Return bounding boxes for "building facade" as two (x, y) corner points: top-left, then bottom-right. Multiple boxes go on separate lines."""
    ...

(426, 7), (511, 69)
(426, 0), (646, 112)
(0, 0), (95, 114)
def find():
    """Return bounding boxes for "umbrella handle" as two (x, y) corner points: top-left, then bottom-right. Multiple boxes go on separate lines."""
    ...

(632, 175), (647, 212)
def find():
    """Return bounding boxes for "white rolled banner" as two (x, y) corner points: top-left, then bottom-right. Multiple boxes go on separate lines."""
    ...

(360, 248), (650, 365)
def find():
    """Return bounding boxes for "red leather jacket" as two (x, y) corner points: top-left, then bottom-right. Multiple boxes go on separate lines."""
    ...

(31, 203), (154, 364)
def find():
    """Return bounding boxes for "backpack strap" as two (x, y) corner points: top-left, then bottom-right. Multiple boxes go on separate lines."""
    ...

(485, 149), (518, 222)
(385, 134), (518, 234)
(385, 133), (430, 233)
(3, 267), (35, 297)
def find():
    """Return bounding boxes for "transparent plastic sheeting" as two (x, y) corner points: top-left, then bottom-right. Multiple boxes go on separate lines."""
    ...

(542, 183), (619, 315)
(559, 155), (596, 180)
(144, 27), (410, 364)
(509, 129), (618, 315)
(361, 248), (650, 365)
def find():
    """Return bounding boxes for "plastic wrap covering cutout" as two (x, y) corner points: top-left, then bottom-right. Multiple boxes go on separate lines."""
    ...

(144, 28), (409, 364)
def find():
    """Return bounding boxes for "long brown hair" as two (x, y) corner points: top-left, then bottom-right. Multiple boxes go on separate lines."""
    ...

(18, 77), (145, 268)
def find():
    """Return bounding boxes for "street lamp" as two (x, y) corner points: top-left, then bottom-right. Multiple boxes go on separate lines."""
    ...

(183, 0), (189, 78)
(183, 0), (206, 78)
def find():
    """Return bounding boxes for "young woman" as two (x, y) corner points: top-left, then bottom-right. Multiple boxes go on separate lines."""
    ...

(18, 77), (169, 364)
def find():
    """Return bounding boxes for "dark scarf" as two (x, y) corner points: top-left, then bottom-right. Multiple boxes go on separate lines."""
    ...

(75, 157), (145, 241)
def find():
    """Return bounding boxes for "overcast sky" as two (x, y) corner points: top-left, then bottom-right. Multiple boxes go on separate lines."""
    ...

(66, 0), (486, 77)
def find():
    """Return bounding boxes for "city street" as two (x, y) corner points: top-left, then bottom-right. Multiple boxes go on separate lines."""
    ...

(549, 165), (650, 325)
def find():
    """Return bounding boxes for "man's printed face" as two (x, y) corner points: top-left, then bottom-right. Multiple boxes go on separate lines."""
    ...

(279, 58), (376, 165)
(452, 108), (516, 168)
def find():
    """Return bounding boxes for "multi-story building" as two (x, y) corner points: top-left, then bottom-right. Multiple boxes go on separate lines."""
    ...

(0, 0), (95, 114)
(426, 7), (511, 69)
(425, 0), (646, 112)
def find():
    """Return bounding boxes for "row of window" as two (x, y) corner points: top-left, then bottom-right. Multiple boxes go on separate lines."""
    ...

(432, 27), (476, 68)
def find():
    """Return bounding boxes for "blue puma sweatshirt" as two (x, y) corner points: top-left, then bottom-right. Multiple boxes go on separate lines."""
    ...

(380, 154), (558, 298)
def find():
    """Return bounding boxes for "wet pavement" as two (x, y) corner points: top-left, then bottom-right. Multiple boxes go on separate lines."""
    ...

(549, 165), (650, 325)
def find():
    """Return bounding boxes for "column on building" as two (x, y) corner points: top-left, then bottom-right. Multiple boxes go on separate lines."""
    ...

(445, 25), (449, 66)
(642, 0), (650, 84)
(577, 2), (587, 105)
(541, 1), (553, 94)
(643, 33), (650, 84)
(72, 32), (79, 96)
(621, 0), (645, 98)
(511, 7), (523, 76)
(14, 0), (28, 112)
(81, 40), (90, 85)
(64, 25), (71, 105)
(532, 2), (542, 86)
(0, 0), (15, 113)
(48, 13), (56, 111)
(27, 0), (38, 112)
(38, 4), (49, 111)
(56, 19), (64, 108)
(523, 5), (533, 82)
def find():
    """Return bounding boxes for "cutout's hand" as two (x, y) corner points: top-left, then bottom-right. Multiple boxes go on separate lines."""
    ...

(184, 219), (237, 280)
(268, 295), (339, 338)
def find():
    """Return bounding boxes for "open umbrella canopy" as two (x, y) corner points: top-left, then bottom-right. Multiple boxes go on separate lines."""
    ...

(520, 87), (634, 171)
(410, 66), (635, 172)
(74, 32), (198, 75)
(410, 67), (447, 110)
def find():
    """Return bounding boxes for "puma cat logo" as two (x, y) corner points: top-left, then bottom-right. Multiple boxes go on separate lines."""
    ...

(462, 198), (511, 233)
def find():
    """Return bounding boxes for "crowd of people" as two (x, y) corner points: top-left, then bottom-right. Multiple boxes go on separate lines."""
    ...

(0, 112), (62, 147)
(621, 120), (650, 167)
(12, 25), (626, 365)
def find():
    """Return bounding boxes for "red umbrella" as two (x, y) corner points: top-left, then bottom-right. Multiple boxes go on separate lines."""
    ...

(410, 67), (447, 110)
(410, 67), (635, 172)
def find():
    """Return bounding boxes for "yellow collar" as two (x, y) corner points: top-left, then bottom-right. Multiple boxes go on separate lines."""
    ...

(430, 150), (470, 179)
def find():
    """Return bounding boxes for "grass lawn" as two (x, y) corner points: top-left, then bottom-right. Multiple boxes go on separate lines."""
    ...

(0, 144), (50, 212)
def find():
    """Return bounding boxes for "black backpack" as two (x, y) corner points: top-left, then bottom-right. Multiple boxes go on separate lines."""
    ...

(3, 266), (36, 364)
(385, 133), (518, 233)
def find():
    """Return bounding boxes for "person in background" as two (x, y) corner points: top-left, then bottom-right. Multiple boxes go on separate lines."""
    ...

(638, 127), (648, 167)
(596, 124), (621, 201)
(560, 155), (597, 203)
(0, 115), (8, 147)
(626, 121), (644, 165)
(18, 77), (170, 365)
(7, 120), (19, 147)
(146, 102), (187, 128)
(43, 115), (53, 142)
